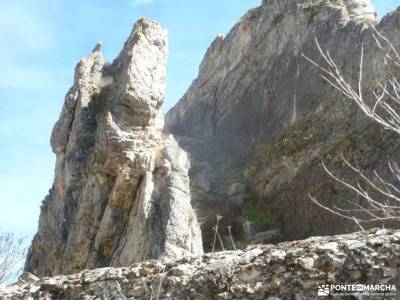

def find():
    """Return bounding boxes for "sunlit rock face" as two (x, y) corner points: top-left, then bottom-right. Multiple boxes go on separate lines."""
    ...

(25, 18), (203, 277)
(164, 0), (400, 246)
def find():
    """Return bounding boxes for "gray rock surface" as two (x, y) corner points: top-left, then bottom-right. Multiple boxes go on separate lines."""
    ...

(246, 6), (400, 241)
(164, 0), (400, 246)
(3, 229), (400, 299)
(24, 18), (203, 278)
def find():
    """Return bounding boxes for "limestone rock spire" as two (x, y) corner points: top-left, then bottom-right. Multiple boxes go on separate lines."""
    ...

(25, 18), (202, 277)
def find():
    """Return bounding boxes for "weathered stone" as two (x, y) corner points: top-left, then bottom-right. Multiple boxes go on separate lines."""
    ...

(270, 249), (287, 262)
(367, 235), (391, 247)
(287, 248), (305, 258)
(251, 230), (282, 245)
(15, 273), (38, 286)
(314, 252), (346, 271)
(164, 0), (400, 247)
(24, 18), (203, 278)
(341, 239), (366, 250)
(351, 269), (362, 280)
(297, 257), (314, 271)
(3, 229), (400, 299)
(227, 183), (246, 196)
(317, 242), (339, 252)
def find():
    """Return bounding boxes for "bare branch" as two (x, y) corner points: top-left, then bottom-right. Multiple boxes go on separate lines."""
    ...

(0, 231), (26, 285)
(306, 27), (400, 230)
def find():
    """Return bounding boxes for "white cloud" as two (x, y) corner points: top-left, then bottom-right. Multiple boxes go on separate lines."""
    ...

(134, 0), (154, 5)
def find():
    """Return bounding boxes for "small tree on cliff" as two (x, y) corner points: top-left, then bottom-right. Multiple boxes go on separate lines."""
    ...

(0, 230), (25, 285)
(303, 25), (400, 230)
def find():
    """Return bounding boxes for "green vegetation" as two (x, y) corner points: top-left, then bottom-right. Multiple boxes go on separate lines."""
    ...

(99, 243), (113, 259)
(244, 200), (278, 231)
(302, 0), (325, 11)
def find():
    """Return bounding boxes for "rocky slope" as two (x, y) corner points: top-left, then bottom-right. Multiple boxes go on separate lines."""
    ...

(3, 229), (400, 299)
(165, 0), (400, 246)
(24, 19), (203, 277)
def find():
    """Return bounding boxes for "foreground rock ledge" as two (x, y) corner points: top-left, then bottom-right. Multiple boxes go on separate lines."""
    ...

(3, 229), (400, 299)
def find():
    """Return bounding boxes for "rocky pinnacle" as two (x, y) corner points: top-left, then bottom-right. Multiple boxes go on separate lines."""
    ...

(24, 18), (203, 277)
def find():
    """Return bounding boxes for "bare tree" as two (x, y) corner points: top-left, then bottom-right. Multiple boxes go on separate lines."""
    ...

(302, 25), (400, 230)
(0, 231), (26, 285)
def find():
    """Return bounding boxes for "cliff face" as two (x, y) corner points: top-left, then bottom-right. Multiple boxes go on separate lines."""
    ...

(166, 0), (376, 160)
(25, 19), (203, 277)
(246, 6), (400, 241)
(4, 229), (400, 299)
(165, 0), (400, 245)
(21, 0), (400, 284)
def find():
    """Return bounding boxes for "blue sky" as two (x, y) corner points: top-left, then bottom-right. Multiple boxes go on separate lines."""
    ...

(0, 0), (398, 239)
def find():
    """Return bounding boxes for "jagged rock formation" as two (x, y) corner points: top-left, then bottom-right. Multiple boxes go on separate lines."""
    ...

(25, 18), (203, 277)
(164, 0), (400, 246)
(3, 229), (400, 299)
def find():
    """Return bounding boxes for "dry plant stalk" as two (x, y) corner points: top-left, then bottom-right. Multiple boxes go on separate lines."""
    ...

(303, 25), (400, 230)
(228, 226), (237, 250)
(153, 272), (166, 300)
(0, 231), (26, 285)
(212, 215), (224, 252)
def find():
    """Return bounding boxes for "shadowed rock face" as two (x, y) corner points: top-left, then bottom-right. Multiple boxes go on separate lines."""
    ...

(164, 0), (400, 246)
(245, 7), (400, 241)
(25, 18), (203, 277)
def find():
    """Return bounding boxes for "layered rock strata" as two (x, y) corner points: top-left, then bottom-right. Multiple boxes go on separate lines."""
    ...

(25, 18), (203, 277)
